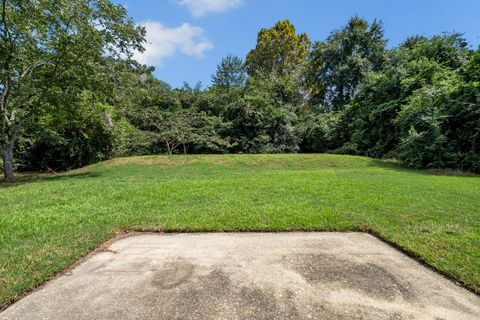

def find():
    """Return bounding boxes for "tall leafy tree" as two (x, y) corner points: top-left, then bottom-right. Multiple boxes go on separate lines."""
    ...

(0, 0), (144, 180)
(305, 16), (387, 110)
(246, 20), (311, 80)
(211, 54), (247, 89)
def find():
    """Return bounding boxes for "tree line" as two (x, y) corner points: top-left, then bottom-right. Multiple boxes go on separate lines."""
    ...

(1, 1), (479, 180)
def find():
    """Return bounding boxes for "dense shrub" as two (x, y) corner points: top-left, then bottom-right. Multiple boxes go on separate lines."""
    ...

(17, 97), (116, 171)
(299, 112), (342, 153)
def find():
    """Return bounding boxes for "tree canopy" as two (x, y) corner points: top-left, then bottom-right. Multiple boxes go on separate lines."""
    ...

(246, 20), (311, 80)
(211, 54), (247, 89)
(305, 17), (387, 110)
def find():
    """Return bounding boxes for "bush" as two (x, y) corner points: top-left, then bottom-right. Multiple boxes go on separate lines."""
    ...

(299, 112), (342, 152)
(114, 120), (162, 157)
(17, 98), (116, 171)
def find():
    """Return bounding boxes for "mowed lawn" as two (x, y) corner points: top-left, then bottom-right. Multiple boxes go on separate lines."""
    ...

(1, 154), (479, 308)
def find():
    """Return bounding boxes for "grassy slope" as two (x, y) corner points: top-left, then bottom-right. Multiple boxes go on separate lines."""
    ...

(0, 154), (479, 307)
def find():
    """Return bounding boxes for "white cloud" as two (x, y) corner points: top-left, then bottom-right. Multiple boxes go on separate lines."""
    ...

(134, 21), (213, 67)
(177, 0), (242, 17)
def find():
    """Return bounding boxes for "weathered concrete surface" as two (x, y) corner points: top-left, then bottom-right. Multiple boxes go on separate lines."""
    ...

(1, 233), (479, 320)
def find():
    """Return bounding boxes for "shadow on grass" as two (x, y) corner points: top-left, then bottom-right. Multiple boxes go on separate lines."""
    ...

(368, 158), (479, 177)
(0, 171), (102, 189)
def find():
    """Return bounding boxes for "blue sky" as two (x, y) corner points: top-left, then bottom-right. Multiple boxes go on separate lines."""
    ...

(113, 0), (480, 88)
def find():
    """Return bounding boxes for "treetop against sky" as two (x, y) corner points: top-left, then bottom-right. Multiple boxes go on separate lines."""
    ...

(114, 0), (480, 87)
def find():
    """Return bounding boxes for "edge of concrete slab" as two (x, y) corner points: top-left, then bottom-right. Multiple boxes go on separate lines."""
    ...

(1, 228), (478, 312)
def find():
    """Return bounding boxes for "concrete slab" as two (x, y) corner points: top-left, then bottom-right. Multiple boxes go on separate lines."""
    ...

(1, 232), (479, 320)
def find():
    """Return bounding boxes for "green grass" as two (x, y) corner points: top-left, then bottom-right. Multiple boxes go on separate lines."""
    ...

(1, 154), (479, 308)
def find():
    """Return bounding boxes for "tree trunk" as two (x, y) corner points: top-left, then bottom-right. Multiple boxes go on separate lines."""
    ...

(165, 141), (172, 155)
(2, 144), (14, 181)
(182, 142), (187, 154)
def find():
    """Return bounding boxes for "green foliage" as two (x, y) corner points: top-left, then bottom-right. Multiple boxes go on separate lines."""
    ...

(336, 33), (479, 171)
(0, 0), (145, 179)
(211, 54), (247, 89)
(299, 112), (343, 153)
(246, 20), (311, 80)
(222, 77), (302, 153)
(305, 17), (387, 110)
(155, 108), (231, 154)
(111, 68), (231, 155)
(18, 93), (116, 171)
(395, 82), (453, 168)
(113, 120), (160, 157)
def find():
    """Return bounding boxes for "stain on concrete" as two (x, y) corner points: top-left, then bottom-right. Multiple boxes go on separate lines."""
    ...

(151, 259), (194, 290)
(145, 268), (302, 320)
(286, 253), (415, 301)
(144, 264), (409, 320)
